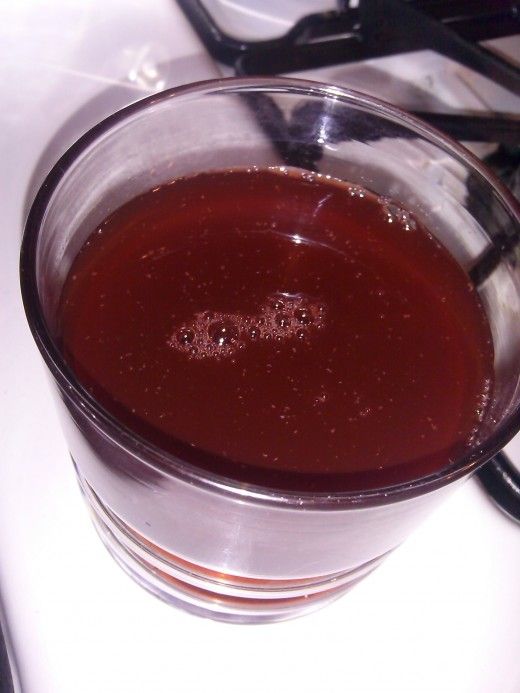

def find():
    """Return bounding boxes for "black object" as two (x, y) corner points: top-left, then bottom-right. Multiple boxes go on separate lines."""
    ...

(0, 620), (15, 693)
(477, 451), (520, 523)
(177, 0), (520, 145)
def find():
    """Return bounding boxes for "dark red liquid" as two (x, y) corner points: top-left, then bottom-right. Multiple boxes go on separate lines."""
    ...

(58, 168), (493, 491)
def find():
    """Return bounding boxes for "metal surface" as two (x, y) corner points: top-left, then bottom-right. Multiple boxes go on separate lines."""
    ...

(0, 622), (14, 693)
(477, 452), (520, 523)
(178, 0), (520, 145)
(178, 0), (520, 67)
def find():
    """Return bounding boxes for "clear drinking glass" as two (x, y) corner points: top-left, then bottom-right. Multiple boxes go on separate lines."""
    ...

(20, 77), (520, 623)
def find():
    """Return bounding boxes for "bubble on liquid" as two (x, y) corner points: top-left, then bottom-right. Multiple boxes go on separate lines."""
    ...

(475, 378), (492, 422)
(382, 199), (417, 231)
(465, 378), (493, 447)
(347, 185), (365, 198)
(168, 292), (327, 360)
(294, 308), (312, 325)
(177, 328), (194, 345)
(208, 320), (238, 346)
(465, 424), (481, 448)
(275, 314), (290, 328)
(271, 298), (285, 311)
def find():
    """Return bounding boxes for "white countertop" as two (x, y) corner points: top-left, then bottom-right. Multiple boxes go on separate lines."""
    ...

(1, 2), (520, 691)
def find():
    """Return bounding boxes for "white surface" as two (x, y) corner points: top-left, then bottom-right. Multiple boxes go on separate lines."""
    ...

(1, 2), (520, 692)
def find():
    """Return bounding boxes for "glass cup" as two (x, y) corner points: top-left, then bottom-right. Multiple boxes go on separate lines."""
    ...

(20, 77), (520, 623)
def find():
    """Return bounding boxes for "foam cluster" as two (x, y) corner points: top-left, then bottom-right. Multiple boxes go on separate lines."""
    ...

(168, 293), (326, 360)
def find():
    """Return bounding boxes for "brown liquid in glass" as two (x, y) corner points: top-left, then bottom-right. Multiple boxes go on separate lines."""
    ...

(58, 168), (494, 492)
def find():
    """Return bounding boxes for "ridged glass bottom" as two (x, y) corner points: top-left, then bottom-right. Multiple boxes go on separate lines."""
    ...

(77, 472), (385, 623)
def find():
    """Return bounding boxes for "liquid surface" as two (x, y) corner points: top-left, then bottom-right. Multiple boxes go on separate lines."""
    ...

(58, 168), (494, 491)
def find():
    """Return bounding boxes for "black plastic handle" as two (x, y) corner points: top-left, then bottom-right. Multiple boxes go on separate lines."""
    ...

(476, 450), (520, 524)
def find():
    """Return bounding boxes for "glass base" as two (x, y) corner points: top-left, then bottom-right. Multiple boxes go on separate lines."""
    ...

(77, 471), (384, 623)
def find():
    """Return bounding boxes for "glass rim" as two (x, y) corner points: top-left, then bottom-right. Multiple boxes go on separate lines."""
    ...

(20, 75), (520, 509)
